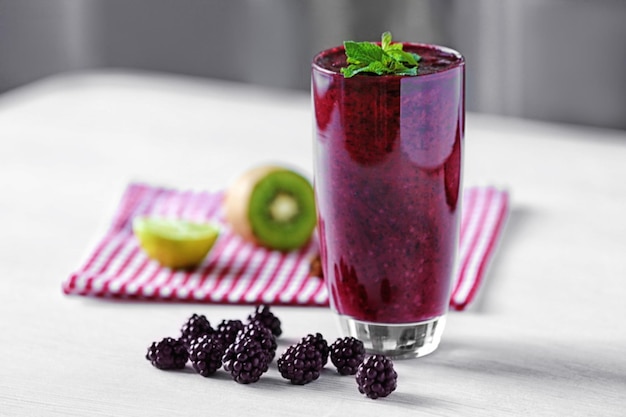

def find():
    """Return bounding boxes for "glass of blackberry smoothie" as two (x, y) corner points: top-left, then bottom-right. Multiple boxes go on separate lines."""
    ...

(312, 34), (464, 358)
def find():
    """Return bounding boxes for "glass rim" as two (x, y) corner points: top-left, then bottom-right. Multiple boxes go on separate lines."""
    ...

(312, 42), (465, 78)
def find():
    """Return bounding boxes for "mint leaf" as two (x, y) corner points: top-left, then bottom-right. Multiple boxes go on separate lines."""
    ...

(381, 31), (392, 50)
(341, 62), (383, 78)
(342, 31), (420, 77)
(394, 66), (418, 76)
(344, 41), (383, 65)
(386, 49), (419, 66)
(340, 65), (361, 78)
(385, 43), (403, 52)
(360, 61), (387, 75)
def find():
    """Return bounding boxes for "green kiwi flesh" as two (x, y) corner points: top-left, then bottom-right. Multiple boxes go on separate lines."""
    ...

(248, 169), (316, 251)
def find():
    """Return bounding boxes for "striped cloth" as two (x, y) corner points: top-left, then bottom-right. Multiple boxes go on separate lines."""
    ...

(63, 183), (509, 310)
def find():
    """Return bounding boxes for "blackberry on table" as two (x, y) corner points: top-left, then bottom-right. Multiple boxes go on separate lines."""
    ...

(235, 322), (277, 360)
(214, 319), (244, 347)
(277, 339), (324, 385)
(329, 337), (365, 375)
(300, 333), (329, 366)
(355, 355), (398, 399)
(180, 313), (214, 348)
(248, 305), (282, 337)
(189, 335), (225, 377)
(146, 337), (188, 370)
(222, 337), (271, 384)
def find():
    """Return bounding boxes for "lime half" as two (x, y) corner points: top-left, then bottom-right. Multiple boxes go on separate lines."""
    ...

(132, 217), (220, 269)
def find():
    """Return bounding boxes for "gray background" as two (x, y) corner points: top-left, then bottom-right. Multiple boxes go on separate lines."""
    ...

(1, 0), (625, 130)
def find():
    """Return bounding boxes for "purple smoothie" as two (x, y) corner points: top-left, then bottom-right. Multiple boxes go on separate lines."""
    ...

(312, 43), (464, 324)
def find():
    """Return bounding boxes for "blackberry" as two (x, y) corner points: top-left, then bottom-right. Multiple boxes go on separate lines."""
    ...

(277, 340), (323, 385)
(355, 355), (398, 399)
(180, 313), (214, 348)
(329, 337), (365, 375)
(235, 322), (277, 360)
(146, 337), (188, 370)
(248, 305), (282, 337)
(214, 319), (244, 347)
(300, 333), (329, 366)
(222, 337), (270, 384)
(188, 335), (224, 377)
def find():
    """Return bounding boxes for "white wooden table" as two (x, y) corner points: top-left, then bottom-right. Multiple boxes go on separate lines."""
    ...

(1, 71), (625, 416)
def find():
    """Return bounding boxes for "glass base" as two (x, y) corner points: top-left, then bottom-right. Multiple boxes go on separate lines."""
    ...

(336, 314), (446, 359)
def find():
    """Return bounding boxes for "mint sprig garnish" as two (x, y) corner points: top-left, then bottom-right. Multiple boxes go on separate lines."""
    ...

(341, 32), (421, 78)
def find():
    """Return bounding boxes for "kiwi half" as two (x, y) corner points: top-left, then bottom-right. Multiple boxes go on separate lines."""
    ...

(224, 166), (316, 251)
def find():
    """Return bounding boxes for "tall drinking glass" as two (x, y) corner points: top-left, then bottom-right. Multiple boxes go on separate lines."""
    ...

(312, 43), (465, 358)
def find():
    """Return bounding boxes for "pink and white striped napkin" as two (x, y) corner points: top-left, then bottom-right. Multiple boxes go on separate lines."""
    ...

(63, 183), (508, 311)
